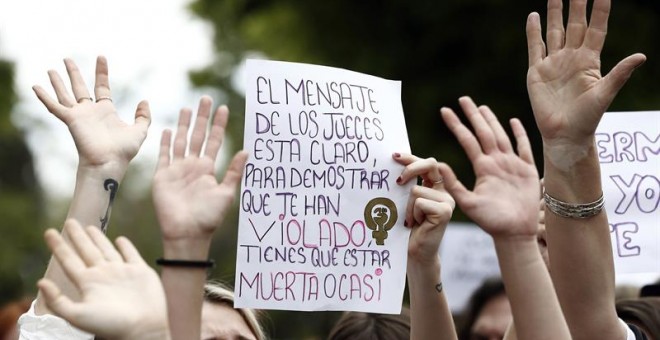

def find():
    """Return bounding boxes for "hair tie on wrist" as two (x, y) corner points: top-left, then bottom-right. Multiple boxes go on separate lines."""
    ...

(156, 258), (215, 268)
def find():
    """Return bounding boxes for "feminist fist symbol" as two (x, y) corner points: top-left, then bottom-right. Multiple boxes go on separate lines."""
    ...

(364, 197), (398, 245)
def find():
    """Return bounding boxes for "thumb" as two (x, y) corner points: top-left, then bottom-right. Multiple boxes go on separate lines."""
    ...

(600, 53), (646, 105)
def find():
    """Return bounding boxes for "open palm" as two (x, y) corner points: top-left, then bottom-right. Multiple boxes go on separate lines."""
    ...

(152, 97), (247, 240)
(439, 97), (539, 238)
(33, 57), (150, 168)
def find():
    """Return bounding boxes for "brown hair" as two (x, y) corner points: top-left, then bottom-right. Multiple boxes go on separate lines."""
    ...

(327, 307), (410, 340)
(616, 297), (660, 339)
(0, 298), (31, 340)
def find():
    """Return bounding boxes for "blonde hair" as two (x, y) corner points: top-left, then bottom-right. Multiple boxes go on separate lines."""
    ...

(204, 281), (266, 340)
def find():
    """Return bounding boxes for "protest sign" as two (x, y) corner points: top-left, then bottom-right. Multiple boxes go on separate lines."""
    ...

(597, 111), (660, 273)
(235, 59), (413, 313)
(439, 222), (500, 312)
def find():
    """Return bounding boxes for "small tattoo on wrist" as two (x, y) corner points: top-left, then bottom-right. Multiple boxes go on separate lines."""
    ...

(99, 179), (118, 233)
(435, 283), (443, 293)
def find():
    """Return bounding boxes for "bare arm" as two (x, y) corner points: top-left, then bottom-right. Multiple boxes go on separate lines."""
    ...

(33, 56), (150, 315)
(526, 0), (645, 338)
(152, 96), (247, 340)
(394, 154), (457, 340)
(439, 97), (570, 340)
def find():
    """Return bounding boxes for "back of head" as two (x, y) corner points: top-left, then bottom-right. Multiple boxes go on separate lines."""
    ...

(616, 297), (660, 339)
(327, 308), (410, 340)
(459, 278), (507, 340)
(203, 281), (266, 340)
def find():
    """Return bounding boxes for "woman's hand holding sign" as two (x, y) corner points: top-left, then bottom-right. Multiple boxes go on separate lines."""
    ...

(394, 153), (457, 340)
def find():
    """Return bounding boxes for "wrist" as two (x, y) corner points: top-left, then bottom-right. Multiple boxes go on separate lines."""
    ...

(542, 137), (596, 172)
(76, 162), (127, 182)
(407, 255), (441, 278)
(162, 237), (212, 260)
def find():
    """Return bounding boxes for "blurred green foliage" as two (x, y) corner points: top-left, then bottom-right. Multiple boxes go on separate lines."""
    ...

(187, 0), (660, 338)
(0, 59), (47, 305)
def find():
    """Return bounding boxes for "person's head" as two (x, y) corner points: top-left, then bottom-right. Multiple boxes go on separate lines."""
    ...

(616, 297), (660, 340)
(0, 298), (31, 340)
(202, 282), (266, 340)
(459, 278), (511, 340)
(327, 307), (410, 340)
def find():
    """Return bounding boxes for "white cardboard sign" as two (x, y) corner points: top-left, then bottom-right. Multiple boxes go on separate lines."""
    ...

(597, 111), (660, 273)
(235, 59), (413, 313)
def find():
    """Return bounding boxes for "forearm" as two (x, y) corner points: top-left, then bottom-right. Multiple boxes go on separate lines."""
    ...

(493, 236), (570, 340)
(543, 141), (622, 340)
(161, 238), (211, 340)
(407, 257), (457, 340)
(36, 164), (126, 315)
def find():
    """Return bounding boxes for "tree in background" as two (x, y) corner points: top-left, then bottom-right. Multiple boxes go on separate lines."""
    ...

(188, 0), (660, 337)
(0, 58), (47, 305)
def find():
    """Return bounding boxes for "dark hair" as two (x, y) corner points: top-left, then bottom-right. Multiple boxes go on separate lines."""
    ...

(616, 297), (660, 339)
(0, 297), (31, 339)
(458, 278), (506, 340)
(327, 307), (410, 340)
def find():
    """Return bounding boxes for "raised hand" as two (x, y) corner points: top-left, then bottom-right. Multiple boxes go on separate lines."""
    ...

(394, 154), (458, 340)
(393, 154), (454, 264)
(438, 97), (539, 238)
(526, 0), (645, 160)
(38, 220), (170, 340)
(152, 96), (248, 241)
(33, 56), (150, 169)
(152, 96), (247, 340)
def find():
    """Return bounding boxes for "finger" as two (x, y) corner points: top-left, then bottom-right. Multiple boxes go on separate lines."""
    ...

(526, 12), (546, 66)
(510, 118), (535, 164)
(412, 197), (453, 228)
(391, 152), (420, 167)
(133, 100), (152, 132)
(93, 56), (111, 100)
(65, 220), (106, 267)
(437, 162), (475, 209)
(599, 54), (646, 106)
(583, 0), (610, 53)
(546, 0), (565, 54)
(114, 236), (146, 264)
(479, 105), (512, 153)
(157, 129), (173, 170)
(32, 85), (68, 122)
(44, 227), (85, 284)
(219, 151), (249, 191)
(407, 186), (446, 226)
(173, 108), (192, 159)
(204, 105), (229, 161)
(397, 157), (442, 186)
(459, 96), (498, 154)
(85, 226), (123, 262)
(565, 0), (588, 48)
(37, 279), (81, 322)
(441, 107), (483, 162)
(63, 58), (92, 101)
(189, 96), (213, 157)
(47, 70), (76, 107)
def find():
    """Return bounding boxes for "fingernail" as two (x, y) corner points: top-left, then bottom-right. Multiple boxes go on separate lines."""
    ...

(393, 152), (400, 158)
(396, 176), (402, 184)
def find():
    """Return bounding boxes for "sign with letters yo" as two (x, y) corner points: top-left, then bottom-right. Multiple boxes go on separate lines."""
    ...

(596, 111), (660, 273)
(235, 59), (413, 313)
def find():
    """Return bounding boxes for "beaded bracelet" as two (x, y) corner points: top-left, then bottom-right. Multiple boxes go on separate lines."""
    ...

(543, 190), (604, 219)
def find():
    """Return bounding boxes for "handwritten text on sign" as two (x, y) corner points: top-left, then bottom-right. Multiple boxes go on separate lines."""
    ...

(235, 60), (413, 313)
(596, 111), (660, 273)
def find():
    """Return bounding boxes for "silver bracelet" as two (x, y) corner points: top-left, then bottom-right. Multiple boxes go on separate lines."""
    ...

(543, 190), (604, 219)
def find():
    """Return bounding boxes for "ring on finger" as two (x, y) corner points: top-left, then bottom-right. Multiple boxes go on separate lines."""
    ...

(96, 96), (113, 103)
(76, 97), (93, 103)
